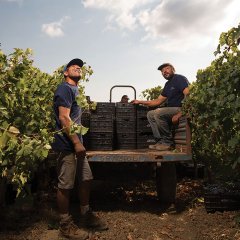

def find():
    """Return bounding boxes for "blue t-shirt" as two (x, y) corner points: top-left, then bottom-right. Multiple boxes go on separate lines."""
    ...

(161, 74), (189, 107)
(52, 82), (82, 152)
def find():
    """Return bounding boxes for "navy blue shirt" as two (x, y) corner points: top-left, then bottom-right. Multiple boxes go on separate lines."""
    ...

(52, 82), (82, 152)
(161, 74), (189, 107)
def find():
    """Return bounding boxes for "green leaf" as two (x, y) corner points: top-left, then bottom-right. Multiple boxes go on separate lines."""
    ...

(0, 128), (10, 149)
(16, 147), (24, 156)
(42, 149), (49, 158)
(1, 160), (8, 167)
(79, 125), (89, 135)
(228, 137), (239, 148)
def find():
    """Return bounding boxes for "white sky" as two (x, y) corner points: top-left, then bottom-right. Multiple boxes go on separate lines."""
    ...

(0, 0), (239, 102)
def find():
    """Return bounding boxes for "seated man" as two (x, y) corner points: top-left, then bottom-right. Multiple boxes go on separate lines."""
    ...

(131, 63), (189, 151)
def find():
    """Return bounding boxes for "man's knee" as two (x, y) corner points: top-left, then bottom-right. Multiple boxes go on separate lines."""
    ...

(147, 110), (155, 120)
(147, 108), (166, 119)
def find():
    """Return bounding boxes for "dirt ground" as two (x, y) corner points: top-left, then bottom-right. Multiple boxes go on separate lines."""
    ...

(0, 177), (240, 240)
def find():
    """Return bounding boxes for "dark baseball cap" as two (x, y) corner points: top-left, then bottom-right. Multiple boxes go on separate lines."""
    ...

(122, 95), (129, 99)
(157, 63), (175, 71)
(63, 58), (84, 72)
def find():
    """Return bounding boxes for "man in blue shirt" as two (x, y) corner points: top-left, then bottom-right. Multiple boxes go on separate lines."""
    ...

(132, 63), (189, 151)
(52, 58), (108, 240)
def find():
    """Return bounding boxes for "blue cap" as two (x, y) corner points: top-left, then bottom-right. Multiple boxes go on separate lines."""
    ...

(63, 58), (84, 72)
(157, 63), (175, 71)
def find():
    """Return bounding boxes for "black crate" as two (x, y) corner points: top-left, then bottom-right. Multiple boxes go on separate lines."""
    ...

(88, 132), (114, 150)
(137, 131), (154, 138)
(136, 142), (154, 149)
(89, 132), (113, 139)
(116, 119), (136, 131)
(137, 107), (148, 117)
(88, 144), (114, 150)
(116, 103), (136, 113)
(117, 143), (136, 149)
(136, 105), (157, 118)
(90, 113), (114, 121)
(90, 120), (114, 133)
(117, 132), (136, 139)
(204, 184), (240, 213)
(81, 112), (91, 127)
(136, 131), (155, 148)
(205, 194), (240, 213)
(82, 132), (91, 150)
(117, 131), (136, 139)
(116, 132), (136, 149)
(137, 118), (151, 130)
(116, 112), (136, 121)
(92, 102), (115, 114)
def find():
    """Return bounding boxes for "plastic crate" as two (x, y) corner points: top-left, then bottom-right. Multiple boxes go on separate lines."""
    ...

(117, 143), (136, 149)
(205, 194), (240, 213)
(92, 102), (115, 114)
(90, 120), (114, 133)
(137, 131), (154, 138)
(116, 112), (136, 121)
(89, 132), (113, 139)
(137, 118), (151, 129)
(116, 132), (136, 147)
(136, 131), (155, 148)
(136, 105), (158, 118)
(90, 113), (114, 121)
(88, 144), (114, 151)
(82, 133), (91, 150)
(88, 132), (114, 150)
(204, 184), (240, 213)
(116, 119), (136, 131)
(81, 112), (91, 127)
(136, 142), (154, 149)
(116, 103), (136, 113)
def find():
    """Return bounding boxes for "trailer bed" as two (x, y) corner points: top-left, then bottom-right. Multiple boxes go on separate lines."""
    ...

(87, 149), (192, 163)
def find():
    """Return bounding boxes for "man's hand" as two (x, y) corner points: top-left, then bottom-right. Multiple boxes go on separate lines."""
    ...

(172, 112), (182, 125)
(74, 142), (86, 160)
(131, 100), (140, 104)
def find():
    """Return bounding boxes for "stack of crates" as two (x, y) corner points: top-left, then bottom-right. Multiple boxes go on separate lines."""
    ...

(88, 102), (115, 150)
(81, 111), (91, 150)
(136, 105), (155, 148)
(116, 103), (136, 149)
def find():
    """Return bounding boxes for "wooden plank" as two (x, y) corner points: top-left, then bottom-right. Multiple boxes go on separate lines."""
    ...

(86, 149), (192, 163)
(174, 128), (186, 133)
(175, 145), (188, 153)
(174, 136), (187, 141)
(174, 130), (187, 137)
(175, 140), (187, 144)
(177, 122), (187, 128)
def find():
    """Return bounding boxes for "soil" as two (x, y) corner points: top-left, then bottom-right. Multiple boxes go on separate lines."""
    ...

(0, 177), (240, 240)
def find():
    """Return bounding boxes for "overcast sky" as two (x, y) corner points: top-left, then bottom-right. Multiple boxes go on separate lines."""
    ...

(1, 0), (239, 102)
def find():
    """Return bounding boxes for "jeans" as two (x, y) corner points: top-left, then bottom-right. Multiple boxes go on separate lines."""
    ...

(147, 107), (181, 146)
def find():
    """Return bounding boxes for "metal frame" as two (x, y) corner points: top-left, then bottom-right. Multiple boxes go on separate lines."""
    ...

(109, 85), (136, 102)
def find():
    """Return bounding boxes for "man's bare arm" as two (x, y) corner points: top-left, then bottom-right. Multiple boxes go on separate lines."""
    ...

(183, 87), (189, 96)
(131, 95), (167, 107)
(58, 106), (86, 159)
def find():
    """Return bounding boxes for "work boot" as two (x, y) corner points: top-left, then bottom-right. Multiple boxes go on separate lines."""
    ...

(155, 144), (171, 151)
(80, 209), (108, 231)
(59, 215), (89, 240)
(149, 143), (157, 149)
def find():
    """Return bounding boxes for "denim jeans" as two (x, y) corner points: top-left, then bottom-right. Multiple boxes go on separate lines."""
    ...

(147, 107), (181, 146)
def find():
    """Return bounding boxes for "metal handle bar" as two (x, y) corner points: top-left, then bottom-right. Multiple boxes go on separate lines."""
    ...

(109, 85), (136, 103)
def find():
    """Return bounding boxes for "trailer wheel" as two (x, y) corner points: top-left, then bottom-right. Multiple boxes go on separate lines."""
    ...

(156, 162), (177, 204)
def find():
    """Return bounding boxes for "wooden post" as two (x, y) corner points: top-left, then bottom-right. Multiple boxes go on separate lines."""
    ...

(156, 162), (177, 204)
(0, 177), (7, 207)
